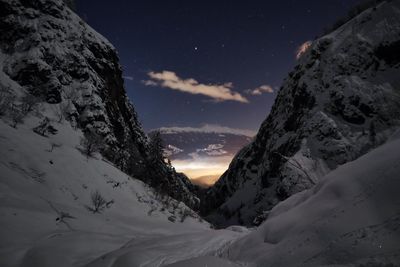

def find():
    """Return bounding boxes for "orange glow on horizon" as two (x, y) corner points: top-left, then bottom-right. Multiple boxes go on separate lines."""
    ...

(171, 156), (231, 186)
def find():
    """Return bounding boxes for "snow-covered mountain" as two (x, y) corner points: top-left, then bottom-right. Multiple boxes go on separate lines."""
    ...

(0, 0), (199, 209)
(0, 1), (249, 266)
(202, 0), (400, 227)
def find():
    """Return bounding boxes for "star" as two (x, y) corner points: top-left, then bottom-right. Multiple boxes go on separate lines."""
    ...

(221, 44), (225, 48)
(194, 46), (198, 51)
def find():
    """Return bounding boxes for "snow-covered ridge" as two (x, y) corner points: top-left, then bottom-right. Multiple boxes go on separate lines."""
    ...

(203, 0), (400, 227)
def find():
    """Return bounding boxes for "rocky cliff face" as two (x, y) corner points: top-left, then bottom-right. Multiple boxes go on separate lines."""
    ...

(0, 0), (199, 209)
(203, 0), (400, 227)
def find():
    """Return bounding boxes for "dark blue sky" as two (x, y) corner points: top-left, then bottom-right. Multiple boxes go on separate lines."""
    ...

(76, 0), (361, 132)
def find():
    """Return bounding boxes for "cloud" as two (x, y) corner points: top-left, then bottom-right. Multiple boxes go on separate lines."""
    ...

(123, 76), (134, 81)
(197, 144), (228, 156)
(163, 144), (184, 157)
(154, 124), (256, 137)
(141, 79), (157, 86)
(143, 70), (249, 103)
(245, 85), (274, 95)
(296, 40), (312, 59)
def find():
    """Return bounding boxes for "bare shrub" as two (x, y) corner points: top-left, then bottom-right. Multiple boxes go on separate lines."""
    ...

(1, 90), (42, 128)
(20, 94), (40, 115)
(0, 86), (15, 116)
(33, 117), (58, 136)
(46, 142), (62, 152)
(369, 121), (376, 145)
(147, 205), (157, 216)
(9, 105), (25, 128)
(44, 199), (76, 230)
(85, 190), (113, 214)
(54, 104), (64, 123)
(54, 102), (73, 123)
(180, 208), (193, 222)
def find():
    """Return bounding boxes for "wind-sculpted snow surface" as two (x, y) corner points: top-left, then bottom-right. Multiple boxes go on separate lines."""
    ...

(203, 0), (400, 227)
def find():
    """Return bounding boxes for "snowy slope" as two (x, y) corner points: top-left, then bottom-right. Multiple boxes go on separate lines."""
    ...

(203, 0), (400, 227)
(130, 130), (400, 266)
(221, 131), (400, 267)
(0, 117), (217, 267)
(0, 117), (248, 267)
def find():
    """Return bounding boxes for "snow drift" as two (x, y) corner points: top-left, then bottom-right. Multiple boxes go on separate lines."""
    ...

(176, 127), (400, 266)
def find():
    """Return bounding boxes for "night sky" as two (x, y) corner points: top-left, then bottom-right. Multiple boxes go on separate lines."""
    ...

(76, 0), (362, 133)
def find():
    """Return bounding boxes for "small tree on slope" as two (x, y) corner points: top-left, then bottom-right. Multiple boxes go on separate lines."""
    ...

(148, 131), (165, 164)
(80, 131), (103, 158)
